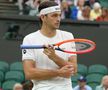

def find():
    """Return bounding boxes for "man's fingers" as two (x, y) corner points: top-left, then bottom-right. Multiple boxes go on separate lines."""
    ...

(64, 65), (73, 68)
(44, 44), (54, 49)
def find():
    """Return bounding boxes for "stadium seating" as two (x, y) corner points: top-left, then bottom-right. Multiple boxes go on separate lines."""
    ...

(0, 71), (4, 82)
(77, 64), (88, 76)
(0, 59), (107, 90)
(0, 81), (1, 88)
(86, 73), (103, 84)
(2, 80), (18, 90)
(5, 71), (25, 83)
(10, 61), (23, 71)
(88, 83), (99, 90)
(88, 64), (108, 75)
(71, 73), (82, 83)
(0, 61), (9, 73)
(99, 0), (108, 8)
(72, 81), (77, 88)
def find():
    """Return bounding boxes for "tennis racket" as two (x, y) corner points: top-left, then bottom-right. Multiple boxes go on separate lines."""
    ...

(20, 38), (96, 54)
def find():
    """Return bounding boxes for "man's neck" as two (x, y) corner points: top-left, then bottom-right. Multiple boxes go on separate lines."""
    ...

(40, 25), (57, 38)
(80, 86), (86, 90)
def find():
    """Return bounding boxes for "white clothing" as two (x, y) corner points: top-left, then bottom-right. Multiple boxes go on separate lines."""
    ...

(25, 0), (35, 8)
(22, 29), (76, 90)
(74, 85), (92, 90)
(32, 83), (73, 90)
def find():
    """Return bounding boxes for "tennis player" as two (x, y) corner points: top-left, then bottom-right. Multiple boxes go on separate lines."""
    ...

(22, 1), (77, 90)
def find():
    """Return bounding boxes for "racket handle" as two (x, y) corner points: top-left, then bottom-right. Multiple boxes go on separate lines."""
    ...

(20, 45), (45, 49)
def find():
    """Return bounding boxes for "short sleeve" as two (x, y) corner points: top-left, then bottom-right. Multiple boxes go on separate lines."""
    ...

(22, 36), (36, 61)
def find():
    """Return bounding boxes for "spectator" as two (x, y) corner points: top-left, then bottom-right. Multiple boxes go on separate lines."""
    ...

(85, 0), (100, 8)
(71, 0), (85, 20)
(9, 0), (26, 15)
(13, 83), (23, 90)
(74, 76), (92, 90)
(29, 0), (40, 16)
(90, 2), (102, 21)
(61, 1), (71, 19)
(95, 75), (108, 90)
(96, 7), (108, 21)
(77, 0), (86, 19)
(77, 6), (91, 20)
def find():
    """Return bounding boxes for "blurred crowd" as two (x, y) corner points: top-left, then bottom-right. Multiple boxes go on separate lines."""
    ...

(1, 75), (107, 90)
(8, 0), (108, 21)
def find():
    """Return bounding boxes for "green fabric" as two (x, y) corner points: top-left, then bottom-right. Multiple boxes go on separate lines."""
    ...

(88, 64), (108, 75)
(99, 0), (108, 8)
(0, 71), (4, 82)
(0, 81), (1, 88)
(72, 82), (78, 88)
(71, 73), (82, 82)
(86, 74), (103, 84)
(0, 61), (9, 73)
(88, 83), (99, 90)
(78, 64), (87, 76)
(10, 62), (23, 71)
(2, 80), (18, 90)
(5, 71), (25, 83)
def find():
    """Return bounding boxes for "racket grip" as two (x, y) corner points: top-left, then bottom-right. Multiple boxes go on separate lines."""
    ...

(20, 45), (45, 49)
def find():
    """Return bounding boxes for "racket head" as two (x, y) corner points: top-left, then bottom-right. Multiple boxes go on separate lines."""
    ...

(55, 39), (96, 54)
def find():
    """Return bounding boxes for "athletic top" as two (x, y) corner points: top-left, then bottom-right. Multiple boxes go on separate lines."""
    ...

(22, 29), (76, 89)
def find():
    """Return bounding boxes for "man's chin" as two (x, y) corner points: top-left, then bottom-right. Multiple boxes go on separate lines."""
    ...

(55, 26), (60, 29)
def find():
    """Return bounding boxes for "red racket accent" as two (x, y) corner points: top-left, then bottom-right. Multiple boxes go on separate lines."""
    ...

(21, 38), (96, 54)
(54, 39), (96, 54)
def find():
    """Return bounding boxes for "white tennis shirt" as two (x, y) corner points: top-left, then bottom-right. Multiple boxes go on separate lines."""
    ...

(22, 30), (76, 90)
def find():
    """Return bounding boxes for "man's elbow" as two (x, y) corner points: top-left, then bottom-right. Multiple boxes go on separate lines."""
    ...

(24, 70), (33, 80)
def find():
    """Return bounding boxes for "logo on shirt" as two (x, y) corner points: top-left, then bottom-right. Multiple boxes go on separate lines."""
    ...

(23, 49), (26, 54)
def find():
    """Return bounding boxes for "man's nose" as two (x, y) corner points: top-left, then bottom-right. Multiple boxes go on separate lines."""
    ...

(57, 16), (61, 22)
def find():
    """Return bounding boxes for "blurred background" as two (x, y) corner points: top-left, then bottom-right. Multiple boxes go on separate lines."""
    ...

(0, 0), (108, 90)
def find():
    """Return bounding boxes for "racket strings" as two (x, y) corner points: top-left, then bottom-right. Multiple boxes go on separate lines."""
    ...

(58, 41), (95, 53)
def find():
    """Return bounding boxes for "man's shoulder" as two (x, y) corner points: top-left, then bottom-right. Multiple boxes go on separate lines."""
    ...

(23, 30), (39, 39)
(85, 85), (92, 90)
(57, 29), (73, 36)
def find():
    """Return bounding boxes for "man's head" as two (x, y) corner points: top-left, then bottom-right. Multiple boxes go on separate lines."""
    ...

(93, 2), (101, 12)
(38, 1), (61, 29)
(13, 83), (23, 90)
(102, 75), (108, 89)
(82, 6), (91, 17)
(77, 0), (85, 7)
(78, 76), (87, 88)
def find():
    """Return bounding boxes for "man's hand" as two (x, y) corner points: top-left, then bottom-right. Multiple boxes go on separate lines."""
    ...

(43, 44), (56, 59)
(57, 65), (74, 78)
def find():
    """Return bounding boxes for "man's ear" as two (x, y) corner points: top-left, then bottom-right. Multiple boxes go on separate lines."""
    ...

(40, 15), (46, 22)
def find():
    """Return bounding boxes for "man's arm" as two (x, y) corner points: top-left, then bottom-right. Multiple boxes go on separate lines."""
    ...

(43, 46), (77, 73)
(23, 60), (74, 80)
(68, 55), (77, 74)
(50, 55), (77, 74)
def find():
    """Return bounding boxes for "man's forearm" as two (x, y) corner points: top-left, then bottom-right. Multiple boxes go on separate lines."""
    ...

(25, 68), (59, 80)
(50, 54), (72, 68)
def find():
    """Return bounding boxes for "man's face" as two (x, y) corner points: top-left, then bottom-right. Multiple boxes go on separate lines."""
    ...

(103, 79), (108, 88)
(15, 86), (23, 90)
(44, 11), (61, 29)
(78, 81), (86, 87)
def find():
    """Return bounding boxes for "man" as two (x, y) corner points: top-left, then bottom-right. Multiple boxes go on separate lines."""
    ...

(22, 1), (77, 90)
(74, 76), (92, 90)
(13, 83), (23, 90)
(96, 75), (108, 90)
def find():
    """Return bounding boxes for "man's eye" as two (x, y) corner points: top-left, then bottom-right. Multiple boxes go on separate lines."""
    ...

(52, 14), (58, 17)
